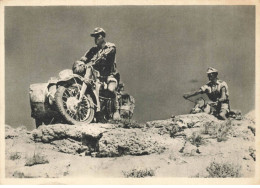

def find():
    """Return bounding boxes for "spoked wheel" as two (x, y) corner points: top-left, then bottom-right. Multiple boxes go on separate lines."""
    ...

(55, 84), (95, 124)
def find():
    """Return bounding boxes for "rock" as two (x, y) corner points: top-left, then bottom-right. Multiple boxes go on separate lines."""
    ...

(51, 139), (82, 154)
(81, 132), (103, 153)
(145, 119), (175, 135)
(27, 112), (255, 158)
(172, 114), (219, 128)
(97, 128), (166, 157)
(228, 120), (255, 141)
(249, 147), (256, 161)
(30, 123), (117, 155)
(146, 119), (172, 129)
(31, 123), (114, 143)
(248, 126), (255, 136)
(145, 114), (221, 136)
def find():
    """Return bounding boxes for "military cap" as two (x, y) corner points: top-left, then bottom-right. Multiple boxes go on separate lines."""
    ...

(206, 67), (218, 74)
(90, 27), (106, 37)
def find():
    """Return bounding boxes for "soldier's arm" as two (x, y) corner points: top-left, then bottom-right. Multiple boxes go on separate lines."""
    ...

(94, 46), (116, 65)
(80, 50), (89, 62)
(80, 47), (96, 63)
(219, 87), (227, 102)
(183, 89), (203, 99)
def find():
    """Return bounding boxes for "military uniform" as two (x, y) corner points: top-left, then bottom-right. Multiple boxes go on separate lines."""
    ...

(200, 79), (230, 113)
(78, 27), (121, 120)
(83, 42), (117, 79)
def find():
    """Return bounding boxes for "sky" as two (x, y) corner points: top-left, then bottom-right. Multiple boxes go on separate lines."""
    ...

(5, 6), (255, 130)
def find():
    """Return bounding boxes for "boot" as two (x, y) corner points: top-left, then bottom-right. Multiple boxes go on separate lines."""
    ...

(113, 110), (121, 120)
(113, 92), (121, 120)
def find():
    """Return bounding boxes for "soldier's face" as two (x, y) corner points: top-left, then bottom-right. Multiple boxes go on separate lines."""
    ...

(208, 73), (217, 81)
(94, 34), (104, 46)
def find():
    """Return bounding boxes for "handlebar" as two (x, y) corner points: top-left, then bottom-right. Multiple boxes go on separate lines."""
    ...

(84, 54), (105, 67)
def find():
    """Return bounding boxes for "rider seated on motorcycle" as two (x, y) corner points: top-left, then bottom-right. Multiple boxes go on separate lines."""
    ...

(183, 67), (230, 120)
(73, 27), (121, 120)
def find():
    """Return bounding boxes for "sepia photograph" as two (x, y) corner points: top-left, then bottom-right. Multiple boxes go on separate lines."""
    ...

(0, 0), (259, 185)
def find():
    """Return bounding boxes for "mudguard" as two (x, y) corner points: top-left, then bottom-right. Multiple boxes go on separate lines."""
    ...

(46, 69), (83, 89)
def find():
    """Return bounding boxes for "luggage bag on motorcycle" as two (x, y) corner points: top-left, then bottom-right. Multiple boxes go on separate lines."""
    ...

(29, 83), (51, 120)
(119, 94), (135, 119)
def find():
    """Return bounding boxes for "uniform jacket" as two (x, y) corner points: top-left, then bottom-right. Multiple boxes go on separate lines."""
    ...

(200, 79), (229, 102)
(83, 42), (117, 77)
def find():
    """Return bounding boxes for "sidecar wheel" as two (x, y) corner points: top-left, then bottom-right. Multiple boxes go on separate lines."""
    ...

(55, 85), (95, 125)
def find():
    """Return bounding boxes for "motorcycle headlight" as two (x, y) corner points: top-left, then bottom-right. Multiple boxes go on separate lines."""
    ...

(59, 69), (73, 79)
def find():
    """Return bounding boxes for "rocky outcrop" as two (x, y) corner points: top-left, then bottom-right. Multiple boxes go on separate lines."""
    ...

(30, 123), (167, 156)
(144, 114), (220, 135)
(7, 111), (256, 158)
(97, 128), (166, 157)
(5, 111), (256, 178)
(31, 123), (116, 143)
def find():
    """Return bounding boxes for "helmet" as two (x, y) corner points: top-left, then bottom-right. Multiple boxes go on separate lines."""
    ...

(206, 67), (218, 74)
(90, 27), (106, 37)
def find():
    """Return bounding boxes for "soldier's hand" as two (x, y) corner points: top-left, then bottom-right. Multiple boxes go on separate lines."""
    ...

(101, 54), (107, 60)
(183, 94), (190, 99)
(80, 56), (87, 62)
(218, 98), (225, 102)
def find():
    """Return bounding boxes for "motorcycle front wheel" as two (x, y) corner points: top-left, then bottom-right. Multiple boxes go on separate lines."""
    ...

(55, 85), (95, 125)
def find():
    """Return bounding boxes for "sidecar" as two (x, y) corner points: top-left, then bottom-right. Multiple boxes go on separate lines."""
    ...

(29, 70), (74, 128)
(30, 68), (136, 127)
(29, 82), (60, 128)
(29, 69), (97, 127)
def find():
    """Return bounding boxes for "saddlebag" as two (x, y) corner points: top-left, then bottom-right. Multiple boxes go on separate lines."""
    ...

(119, 94), (135, 118)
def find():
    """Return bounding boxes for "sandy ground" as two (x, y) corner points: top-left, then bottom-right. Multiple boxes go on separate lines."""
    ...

(5, 113), (255, 178)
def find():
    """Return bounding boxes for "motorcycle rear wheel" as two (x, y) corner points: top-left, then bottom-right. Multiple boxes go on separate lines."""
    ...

(55, 85), (95, 125)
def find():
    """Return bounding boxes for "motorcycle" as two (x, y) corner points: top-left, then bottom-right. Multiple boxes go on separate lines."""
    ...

(29, 59), (135, 127)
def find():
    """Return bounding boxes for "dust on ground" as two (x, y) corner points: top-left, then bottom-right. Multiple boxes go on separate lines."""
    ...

(5, 111), (255, 178)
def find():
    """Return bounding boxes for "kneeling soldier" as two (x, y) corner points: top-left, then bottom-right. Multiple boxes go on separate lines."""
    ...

(183, 67), (230, 120)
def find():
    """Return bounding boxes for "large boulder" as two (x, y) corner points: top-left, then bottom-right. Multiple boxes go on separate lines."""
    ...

(30, 123), (168, 157)
(31, 123), (117, 143)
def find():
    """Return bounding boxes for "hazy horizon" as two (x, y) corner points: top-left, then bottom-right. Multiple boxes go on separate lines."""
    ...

(5, 6), (255, 130)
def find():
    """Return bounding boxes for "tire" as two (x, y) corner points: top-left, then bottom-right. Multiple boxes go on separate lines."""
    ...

(55, 85), (95, 125)
(106, 99), (115, 118)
